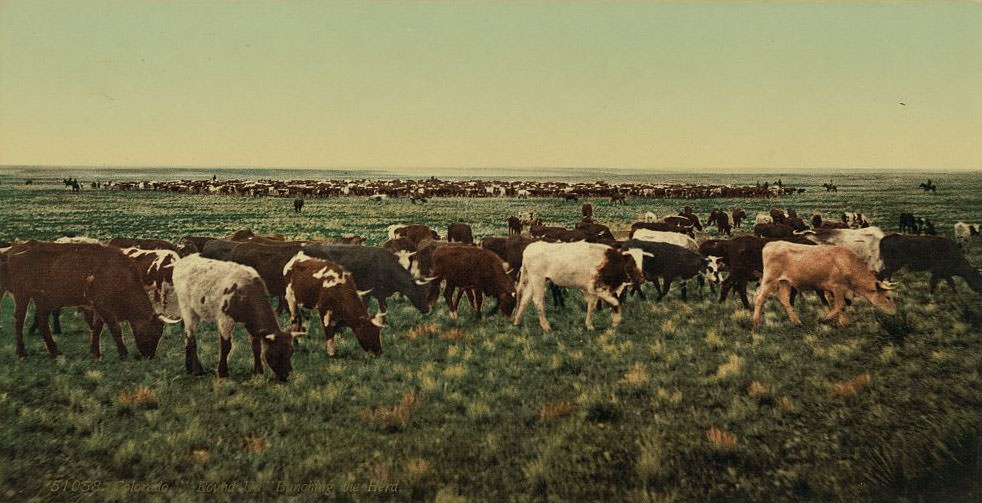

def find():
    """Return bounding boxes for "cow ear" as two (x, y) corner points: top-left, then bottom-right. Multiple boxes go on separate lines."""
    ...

(265, 333), (277, 341)
(370, 312), (386, 328)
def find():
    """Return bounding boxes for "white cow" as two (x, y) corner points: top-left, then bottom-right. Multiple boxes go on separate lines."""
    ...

(755, 212), (774, 226)
(641, 212), (658, 223)
(954, 222), (980, 248)
(172, 254), (296, 381)
(798, 226), (886, 272)
(631, 229), (699, 252)
(512, 241), (647, 333)
(54, 236), (103, 244)
(120, 247), (182, 321)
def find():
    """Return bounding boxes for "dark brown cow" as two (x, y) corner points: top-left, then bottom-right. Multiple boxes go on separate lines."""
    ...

(201, 240), (302, 314)
(574, 221), (615, 242)
(754, 223), (794, 239)
(480, 235), (535, 280)
(429, 246), (516, 319)
(284, 254), (383, 357)
(447, 222), (475, 244)
(707, 210), (732, 236)
(109, 237), (179, 253)
(413, 240), (468, 278)
(732, 207), (747, 228)
(582, 203), (594, 220)
(680, 207), (704, 231)
(2, 242), (164, 360)
(507, 216), (522, 235)
(229, 229), (286, 241)
(879, 235), (982, 293)
(769, 208), (788, 225)
(531, 223), (589, 243)
(396, 225), (439, 245)
(630, 221), (694, 238)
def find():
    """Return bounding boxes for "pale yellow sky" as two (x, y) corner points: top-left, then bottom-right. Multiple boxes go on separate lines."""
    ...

(0, 1), (980, 171)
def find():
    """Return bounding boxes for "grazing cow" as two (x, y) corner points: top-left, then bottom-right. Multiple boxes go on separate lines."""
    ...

(54, 236), (103, 244)
(954, 222), (980, 248)
(754, 223), (794, 239)
(754, 212), (774, 226)
(480, 235), (535, 280)
(785, 210), (808, 232)
(641, 212), (658, 223)
(574, 221), (615, 242)
(179, 236), (217, 255)
(610, 193), (626, 204)
(899, 213), (919, 233)
(879, 235), (982, 293)
(680, 207), (703, 231)
(732, 207), (747, 228)
(283, 253), (383, 357)
(582, 203), (594, 220)
(512, 241), (645, 332)
(798, 226), (886, 273)
(507, 216), (522, 235)
(395, 225), (439, 245)
(623, 240), (711, 301)
(631, 222), (694, 238)
(2, 242), (165, 360)
(229, 229), (286, 241)
(429, 247), (516, 319)
(630, 229), (699, 252)
(201, 240), (302, 314)
(109, 237), (179, 253)
(842, 212), (872, 229)
(769, 208), (788, 225)
(530, 223), (589, 243)
(173, 255), (295, 381)
(294, 198), (304, 213)
(381, 237), (418, 276)
(447, 222), (475, 244)
(707, 209), (732, 236)
(301, 243), (434, 315)
(753, 242), (896, 327)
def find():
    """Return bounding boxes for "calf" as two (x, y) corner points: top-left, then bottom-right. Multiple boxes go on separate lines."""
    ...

(283, 253), (383, 357)
(301, 243), (434, 315)
(753, 242), (895, 327)
(429, 247), (516, 319)
(623, 240), (710, 301)
(173, 254), (295, 381)
(512, 241), (645, 332)
(2, 242), (165, 360)
(447, 222), (475, 244)
(507, 216), (522, 235)
(879, 234), (982, 293)
(630, 229), (699, 252)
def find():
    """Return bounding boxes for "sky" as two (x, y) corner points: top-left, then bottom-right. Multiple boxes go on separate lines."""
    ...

(0, 1), (980, 172)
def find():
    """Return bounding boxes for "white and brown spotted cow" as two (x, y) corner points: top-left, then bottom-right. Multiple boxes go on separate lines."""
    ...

(283, 252), (383, 357)
(172, 254), (296, 381)
(121, 247), (182, 320)
(512, 241), (646, 333)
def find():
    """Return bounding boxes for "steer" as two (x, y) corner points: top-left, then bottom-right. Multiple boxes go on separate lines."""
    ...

(754, 223), (794, 239)
(798, 226), (886, 273)
(753, 242), (896, 327)
(512, 241), (645, 332)
(381, 237), (418, 276)
(301, 243), (434, 315)
(120, 247), (182, 320)
(631, 228), (699, 252)
(201, 240), (303, 314)
(173, 254), (295, 381)
(283, 253), (383, 357)
(2, 242), (165, 360)
(623, 240), (711, 301)
(447, 222), (475, 244)
(879, 234), (982, 293)
(395, 225), (439, 245)
(429, 246), (516, 319)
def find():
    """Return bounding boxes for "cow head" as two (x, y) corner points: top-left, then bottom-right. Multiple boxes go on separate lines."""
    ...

(868, 280), (898, 315)
(394, 250), (415, 271)
(262, 331), (295, 382)
(132, 316), (165, 359)
(703, 256), (725, 284)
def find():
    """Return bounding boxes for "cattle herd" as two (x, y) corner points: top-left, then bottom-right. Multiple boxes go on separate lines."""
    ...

(1, 203), (980, 383)
(94, 177), (800, 200)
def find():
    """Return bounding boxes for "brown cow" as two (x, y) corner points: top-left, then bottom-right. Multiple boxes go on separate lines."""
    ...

(2, 242), (165, 360)
(284, 253), (383, 357)
(732, 207), (747, 228)
(754, 223), (794, 239)
(707, 209), (732, 236)
(507, 216), (522, 235)
(429, 246), (516, 319)
(201, 240), (303, 313)
(109, 237), (179, 253)
(396, 225), (439, 245)
(630, 221), (694, 238)
(753, 242), (896, 327)
(582, 203), (594, 220)
(447, 222), (475, 244)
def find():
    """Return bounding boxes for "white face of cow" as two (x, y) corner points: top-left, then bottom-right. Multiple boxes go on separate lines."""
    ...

(703, 256), (724, 284)
(394, 250), (415, 272)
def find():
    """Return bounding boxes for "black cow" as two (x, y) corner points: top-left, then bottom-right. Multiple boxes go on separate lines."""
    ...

(879, 235), (982, 293)
(623, 240), (708, 301)
(301, 243), (434, 315)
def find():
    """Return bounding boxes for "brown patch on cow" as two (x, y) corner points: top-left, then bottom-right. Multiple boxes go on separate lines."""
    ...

(539, 401), (577, 423)
(119, 386), (159, 409)
(360, 390), (424, 430)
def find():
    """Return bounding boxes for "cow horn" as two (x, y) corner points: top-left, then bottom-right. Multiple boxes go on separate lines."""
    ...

(370, 312), (386, 328)
(357, 289), (373, 297)
(642, 251), (655, 258)
(157, 314), (182, 324)
(290, 331), (305, 339)
(265, 333), (277, 341)
(415, 276), (438, 285)
(877, 280), (895, 291)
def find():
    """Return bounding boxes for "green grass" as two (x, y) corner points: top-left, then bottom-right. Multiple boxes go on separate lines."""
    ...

(1, 172), (981, 502)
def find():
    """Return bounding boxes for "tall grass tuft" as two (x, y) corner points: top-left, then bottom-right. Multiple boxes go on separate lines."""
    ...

(360, 390), (424, 431)
(118, 387), (159, 410)
(831, 373), (872, 397)
(539, 401), (577, 423)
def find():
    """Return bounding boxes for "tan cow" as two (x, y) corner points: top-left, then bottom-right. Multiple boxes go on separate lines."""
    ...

(753, 242), (896, 327)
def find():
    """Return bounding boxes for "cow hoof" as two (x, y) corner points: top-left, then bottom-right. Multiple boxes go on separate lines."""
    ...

(90, 353), (102, 361)
(17, 355), (27, 361)
(449, 311), (458, 320)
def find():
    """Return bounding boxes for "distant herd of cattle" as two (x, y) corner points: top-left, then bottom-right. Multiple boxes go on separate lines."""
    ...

(94, 177), (800, 200)
(1, 205), (979, 383)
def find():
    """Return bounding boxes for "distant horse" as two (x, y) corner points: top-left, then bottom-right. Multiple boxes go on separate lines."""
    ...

(919, 180), (937, 193)
(293, 198), (304, 213)
(822, 182), (838, 193)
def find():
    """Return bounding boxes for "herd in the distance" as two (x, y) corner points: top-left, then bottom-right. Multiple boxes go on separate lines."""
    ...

(1, 203), (980, 383)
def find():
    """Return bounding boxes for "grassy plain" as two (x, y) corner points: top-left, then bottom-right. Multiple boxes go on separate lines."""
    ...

(1, 172), (981, 502)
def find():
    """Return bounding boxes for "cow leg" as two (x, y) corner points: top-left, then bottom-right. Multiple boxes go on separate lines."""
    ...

(512, 280), (534, 327)
(218, 336), (232, 379)
(251, 337), (263, 374)
(752, 281), (774, 326)
(945, 277), (957, 292)
(680, 281), (688, 302)
(597, 290), (622, 327)
(776, 282), (802, 327)
(287, 288), (302, 332)
(788, 287), (798, 306)
(584, 292), (597, 330)
(824, 289), (847, 325)
(737, 282), (752, 310)
(532, 282), (552, 333)
(184, 317), (204, 375)
(97, 311), (128, 359)
(13, 298), (29, 360)
(322, 310), (338, 357)
(929, 274), (940, 293)
(275, 295), (287, 315)
(470, 290), (484, 319)
(718, 279), (732, 303)
(816, 290), (830, 307)
(51, 309), (62, 335)
(444, 285), (459, 319)
(375, 296), (388, 317)
(33, 305), (62, 359)
(84, 309), (105, 360)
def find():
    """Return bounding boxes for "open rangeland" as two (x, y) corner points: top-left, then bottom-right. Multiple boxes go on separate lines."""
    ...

(1, 171), (980, 502)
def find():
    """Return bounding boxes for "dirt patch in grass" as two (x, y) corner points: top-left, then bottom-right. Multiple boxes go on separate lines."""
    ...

(119, 386), (159, 410)
(360, 390), (424, 431)
(539, 401), (577, 423)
